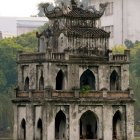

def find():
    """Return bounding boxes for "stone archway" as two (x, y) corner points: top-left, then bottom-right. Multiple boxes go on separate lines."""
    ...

(37, 118), (43, 140)
(80, 69), (96, 90)
(80, 110), (98, 139)
(24, 77), (29, 91)
(39, 76), (44, 90)
(55, 110), (66, 139)
(56, 70), (64, 90)
(113, 111), (122, 140)
(110, 70), (120, 90)
(20, 119), (26, 140)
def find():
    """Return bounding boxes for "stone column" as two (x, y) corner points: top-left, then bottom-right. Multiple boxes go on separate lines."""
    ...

(47, 104), (55, 140)
(43, 106), (47, 140)
(69, 104), (79, 140)
(103, 105), (113, 140)
(126, 103), (134, 140)
(13, 104), (18, 140)
(26, 104), (34, 140)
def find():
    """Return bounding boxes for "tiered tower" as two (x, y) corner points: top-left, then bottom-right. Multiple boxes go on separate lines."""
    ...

(12, 0), (134, 140)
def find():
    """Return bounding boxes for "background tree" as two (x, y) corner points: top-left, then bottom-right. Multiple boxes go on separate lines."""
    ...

(0, 31), (38, 135)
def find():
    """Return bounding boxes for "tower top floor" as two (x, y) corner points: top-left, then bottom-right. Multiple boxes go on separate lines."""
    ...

(36, 0), (110, 56)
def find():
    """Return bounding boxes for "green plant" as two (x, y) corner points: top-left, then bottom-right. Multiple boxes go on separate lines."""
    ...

(80, 85), (91, 94)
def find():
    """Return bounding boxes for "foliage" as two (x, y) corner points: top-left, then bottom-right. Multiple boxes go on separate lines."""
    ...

(38, 23), (49, 32)
(112, 45), (126, 54)
(80, 85), (91, 94)
(125, 39), (134, 49)
(0, 31), (37, 133)
(113, 42), (140, 125)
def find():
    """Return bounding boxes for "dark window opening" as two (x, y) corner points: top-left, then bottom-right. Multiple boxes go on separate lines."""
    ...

(80, 110), (98, 139)
(21, 119), (26, 140)
(39, 76), (44, 90)
(110, 70), (120, 90)
(56, 70), (64, 90)
(24, 77), (29, 91)
(37, 118), (43, 140)
(55, 110), (66, 139)
(113, 111), (122, 139)
(80, 69), (96, 90)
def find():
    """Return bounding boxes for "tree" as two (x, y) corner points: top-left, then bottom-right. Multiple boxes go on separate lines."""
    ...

(124, 39), (134, 49)
(0, 31), (37, 133)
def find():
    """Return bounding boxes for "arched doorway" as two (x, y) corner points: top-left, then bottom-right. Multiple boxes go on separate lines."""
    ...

(80, 69), (96, 90)
(110, 70), (120, 90)
(56, 70), (64, 90)
(39, 76), (44, 90)
(55, 110), (66, 139)
(113, 111), (122, 140)
(37, 118), (43, 140)
(24, 77), (29, 91)
(20, 119), (26, 140)
(80, 110), (98, 139)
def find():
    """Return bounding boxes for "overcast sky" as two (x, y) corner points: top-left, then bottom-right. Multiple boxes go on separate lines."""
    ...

(0, 0), (54, 17)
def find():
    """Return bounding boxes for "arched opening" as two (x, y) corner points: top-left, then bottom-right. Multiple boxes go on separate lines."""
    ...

(56, 70), (64, 90)
(55, 110), (66, 139)
(20, 119), (26, 140)
(37, 118), (43, 140)
(80, 69), (96, 90)
(80, 110), (98, 139)
(39, 76), (44, 90)
(24, 77), (29, 91)
(113, 111), (122, 140)
(110, 70), (120, 90)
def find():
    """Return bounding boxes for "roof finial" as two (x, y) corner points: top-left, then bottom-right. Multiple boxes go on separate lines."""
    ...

(71, 0), (77, 9)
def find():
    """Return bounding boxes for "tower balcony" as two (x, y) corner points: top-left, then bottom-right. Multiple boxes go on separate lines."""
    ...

(109, 49), (130, 63)
(14, 88), (134, 101)
(17, 49), (130, 63)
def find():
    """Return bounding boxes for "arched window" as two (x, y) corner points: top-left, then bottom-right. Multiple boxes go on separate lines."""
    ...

(80, 110), (98, 139)
(37, 118), (43, 140)
(113, 111), (122, 139)
(39, 76), (44, 90)
(80, 69), (96, 90)
(55, 110), (66, 139)
(56, 70), (64, 90)
(110, 70), (120, 90)
(24, 77), (29, 91)
(20, 119), (26, 140)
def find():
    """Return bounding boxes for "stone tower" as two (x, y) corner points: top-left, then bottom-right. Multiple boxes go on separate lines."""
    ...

(12, 0), (134, 140)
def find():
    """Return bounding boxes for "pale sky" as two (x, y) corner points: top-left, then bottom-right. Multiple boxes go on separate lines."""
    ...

(0, 0), (54, 17)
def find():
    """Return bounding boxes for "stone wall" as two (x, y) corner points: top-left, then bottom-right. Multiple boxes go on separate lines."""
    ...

(18, 62), (129, 91)
(13, 101), (134, 140)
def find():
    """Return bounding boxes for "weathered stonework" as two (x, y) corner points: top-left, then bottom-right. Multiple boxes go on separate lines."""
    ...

(12, 0), (134, 140)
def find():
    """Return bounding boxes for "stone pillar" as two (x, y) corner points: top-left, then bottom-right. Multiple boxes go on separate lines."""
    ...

(47, 104), (55, 140)
(26, 105), (34, 140)
(69, 104), (79, 140)
(98, 65), (110, 90)
(121, 64), (129, 90)
(126, 103), (134, 140)
(43, 106), (47, 140)
(13, 104), (18, 140)
(103, 105), (113, 140)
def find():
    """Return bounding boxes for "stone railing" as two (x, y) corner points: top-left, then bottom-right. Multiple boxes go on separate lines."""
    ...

(15, 89), (133, 100)
(18, 52), (46, 62)
(51, 53), (65, 60)
(109, 50), (130, 62)
(111, 54), (127, 62)
(18, 52), (66, 62)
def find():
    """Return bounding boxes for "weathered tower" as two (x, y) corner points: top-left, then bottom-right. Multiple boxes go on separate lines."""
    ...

(12, 0), (134, 140)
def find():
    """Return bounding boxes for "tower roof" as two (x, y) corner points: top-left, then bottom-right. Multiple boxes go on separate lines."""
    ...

(42, 0), (108, 20)
(66, 27), (110, 38)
